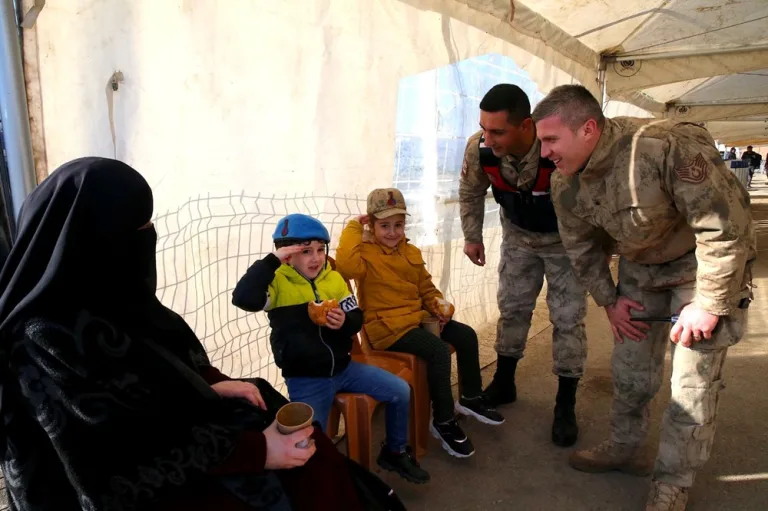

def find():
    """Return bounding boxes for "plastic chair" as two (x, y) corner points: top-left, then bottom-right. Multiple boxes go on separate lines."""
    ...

(329, 254), (459, 458)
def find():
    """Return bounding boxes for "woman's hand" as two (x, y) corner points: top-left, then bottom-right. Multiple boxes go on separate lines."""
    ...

(325, 308), (346, 330)
(263, 421), (316, 470)
(211, 381), (266, 410)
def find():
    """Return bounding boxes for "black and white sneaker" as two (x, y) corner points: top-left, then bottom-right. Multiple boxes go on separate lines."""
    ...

(429, 417), (475, 458)
(455, 396), (505, 425)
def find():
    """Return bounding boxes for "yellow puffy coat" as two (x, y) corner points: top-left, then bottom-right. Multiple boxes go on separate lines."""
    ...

(335, 220), (446, 350)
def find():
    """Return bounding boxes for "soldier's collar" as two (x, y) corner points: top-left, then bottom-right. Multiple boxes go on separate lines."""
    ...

(503, 138), (540, 172)
(579, 118), (615, 180)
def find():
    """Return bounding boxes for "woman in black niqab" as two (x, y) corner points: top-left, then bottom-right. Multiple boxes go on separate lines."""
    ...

(0, 158), (371, 511)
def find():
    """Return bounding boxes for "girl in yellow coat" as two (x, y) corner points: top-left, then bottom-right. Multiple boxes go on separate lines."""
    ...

(336, 188), (505, 459)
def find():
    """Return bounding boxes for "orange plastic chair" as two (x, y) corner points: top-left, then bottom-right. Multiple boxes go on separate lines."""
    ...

(326, 393), (378, 470)
(355, 325), (460, 458)
(329, 255), (459, 458)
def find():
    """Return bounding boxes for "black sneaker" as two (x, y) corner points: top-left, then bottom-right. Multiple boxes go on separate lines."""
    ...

(376, 445), (430, 484)
(429, 417), (475, 458)
(455, 396), (505, 425)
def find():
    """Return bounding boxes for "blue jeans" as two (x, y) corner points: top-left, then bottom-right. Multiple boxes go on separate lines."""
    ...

(286, 362), (411, 452)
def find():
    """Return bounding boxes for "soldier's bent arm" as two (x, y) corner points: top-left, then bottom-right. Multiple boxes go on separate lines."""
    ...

(551, 178), (617, 307)
(459, 133), (491, 245)
(664, 125), (754, 315)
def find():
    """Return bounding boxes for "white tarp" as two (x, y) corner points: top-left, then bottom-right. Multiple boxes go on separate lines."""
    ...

(21, 0), (767, 389)
(522, 0), (768, 142)
(25, 0), (603, 389)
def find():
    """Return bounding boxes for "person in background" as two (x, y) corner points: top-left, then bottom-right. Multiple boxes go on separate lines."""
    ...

(533, 85), (754, 511)
(459, 83), (587, 447)
(742, 145), (760, 186)
(232, 214), (429, 484)
(336, 188), (505, 460)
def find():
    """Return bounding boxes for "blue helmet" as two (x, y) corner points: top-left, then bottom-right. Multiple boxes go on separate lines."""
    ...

(272, 214), (330, 244)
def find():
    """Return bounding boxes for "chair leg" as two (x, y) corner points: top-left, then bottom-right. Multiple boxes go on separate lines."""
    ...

(455, 352), (463, 401)
(355, 397), (376, 470)
(327, 403), (341, 438)
(414, 359), (430, 458)
(339, 395), (378, 470)
(408, 387), (419, 460)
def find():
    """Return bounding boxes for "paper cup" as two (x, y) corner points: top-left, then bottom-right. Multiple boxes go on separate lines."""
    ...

(421, 316), (441, 337)
(276, 402), (314, 448)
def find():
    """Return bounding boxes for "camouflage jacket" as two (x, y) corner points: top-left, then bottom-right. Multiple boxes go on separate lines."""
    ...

(459, 130), (562, 248)
(551, 117), (756, 315)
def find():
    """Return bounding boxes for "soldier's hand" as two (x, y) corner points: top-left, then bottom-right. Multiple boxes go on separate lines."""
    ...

(669, 303), (719, 348)
(605, 297), (650, 343)
(464, 242), (486, 266)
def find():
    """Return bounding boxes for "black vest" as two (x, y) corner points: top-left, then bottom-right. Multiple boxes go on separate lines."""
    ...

(478, 140), (559, 233)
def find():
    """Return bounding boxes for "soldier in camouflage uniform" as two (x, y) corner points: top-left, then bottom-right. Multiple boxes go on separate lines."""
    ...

(459, 84), (588, 447)
(533, 84), (755, 511)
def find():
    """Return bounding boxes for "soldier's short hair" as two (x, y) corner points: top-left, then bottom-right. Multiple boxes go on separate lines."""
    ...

(479, 84), (531, 126)
(532, 85), (605, 132)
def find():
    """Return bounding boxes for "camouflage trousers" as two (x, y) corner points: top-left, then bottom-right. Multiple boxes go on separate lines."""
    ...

(496, 237), (587, 378)
(613, 253), (748, 487)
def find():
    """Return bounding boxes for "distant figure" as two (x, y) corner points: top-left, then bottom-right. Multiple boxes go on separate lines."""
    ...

(742, 145), (759, 187)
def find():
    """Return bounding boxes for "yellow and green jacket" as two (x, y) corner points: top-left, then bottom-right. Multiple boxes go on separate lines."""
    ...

(232, 253), (362, 377)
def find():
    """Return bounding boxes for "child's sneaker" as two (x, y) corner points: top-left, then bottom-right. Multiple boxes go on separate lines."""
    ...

(376, 445), (430, 484)
(429, 417), (475, 458)
(455, 396), (505, 425)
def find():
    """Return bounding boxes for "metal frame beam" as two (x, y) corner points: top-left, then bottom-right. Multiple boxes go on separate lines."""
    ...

(604, 43), (768, 63)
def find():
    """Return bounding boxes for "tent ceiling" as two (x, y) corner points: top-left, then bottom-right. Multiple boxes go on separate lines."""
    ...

(429, 1), (768, 143)
(522, 0), (768, 144)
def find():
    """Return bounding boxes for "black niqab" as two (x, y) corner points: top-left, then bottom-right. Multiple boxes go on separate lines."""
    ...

(0, 158), (278, 510)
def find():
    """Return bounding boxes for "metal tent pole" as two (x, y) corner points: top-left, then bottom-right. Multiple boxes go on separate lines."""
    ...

(0, 0), (36, 226)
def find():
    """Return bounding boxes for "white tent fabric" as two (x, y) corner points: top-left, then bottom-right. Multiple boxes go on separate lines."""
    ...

(523, 0), (768, 142)
(421, 0), (768, 142)
(18, 0), (766, 391)
(23, 0), (603, 389)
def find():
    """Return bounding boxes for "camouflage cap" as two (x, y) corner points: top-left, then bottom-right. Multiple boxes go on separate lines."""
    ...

(366, 188), (409, 218)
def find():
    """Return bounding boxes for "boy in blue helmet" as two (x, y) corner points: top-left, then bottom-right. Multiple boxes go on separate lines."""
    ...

(233, 213), (429, 484)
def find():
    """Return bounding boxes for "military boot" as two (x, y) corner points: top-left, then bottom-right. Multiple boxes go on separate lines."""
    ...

(552, 376), (579, 447)
(482, 355), (518, 407)
(569, 440), (652, 476)
(645, 481), (688, 511)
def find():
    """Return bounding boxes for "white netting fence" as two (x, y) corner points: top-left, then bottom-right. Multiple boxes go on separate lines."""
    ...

(153, 192), (505, 393)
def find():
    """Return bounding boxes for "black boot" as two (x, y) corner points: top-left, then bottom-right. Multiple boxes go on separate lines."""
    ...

(483, 356), (518, 407)
(552, 376), (579, 447)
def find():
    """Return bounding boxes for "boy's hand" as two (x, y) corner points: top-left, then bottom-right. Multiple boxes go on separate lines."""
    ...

(273, 245), (305, 264)
(355, 215), (370, 225)
(325, 308), (346, 330)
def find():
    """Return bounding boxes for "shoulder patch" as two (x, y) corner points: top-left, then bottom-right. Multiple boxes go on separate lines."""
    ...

(461, 157), (468, 177)
(339, 294), (359, 312)
(675, 153), (709, 184)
